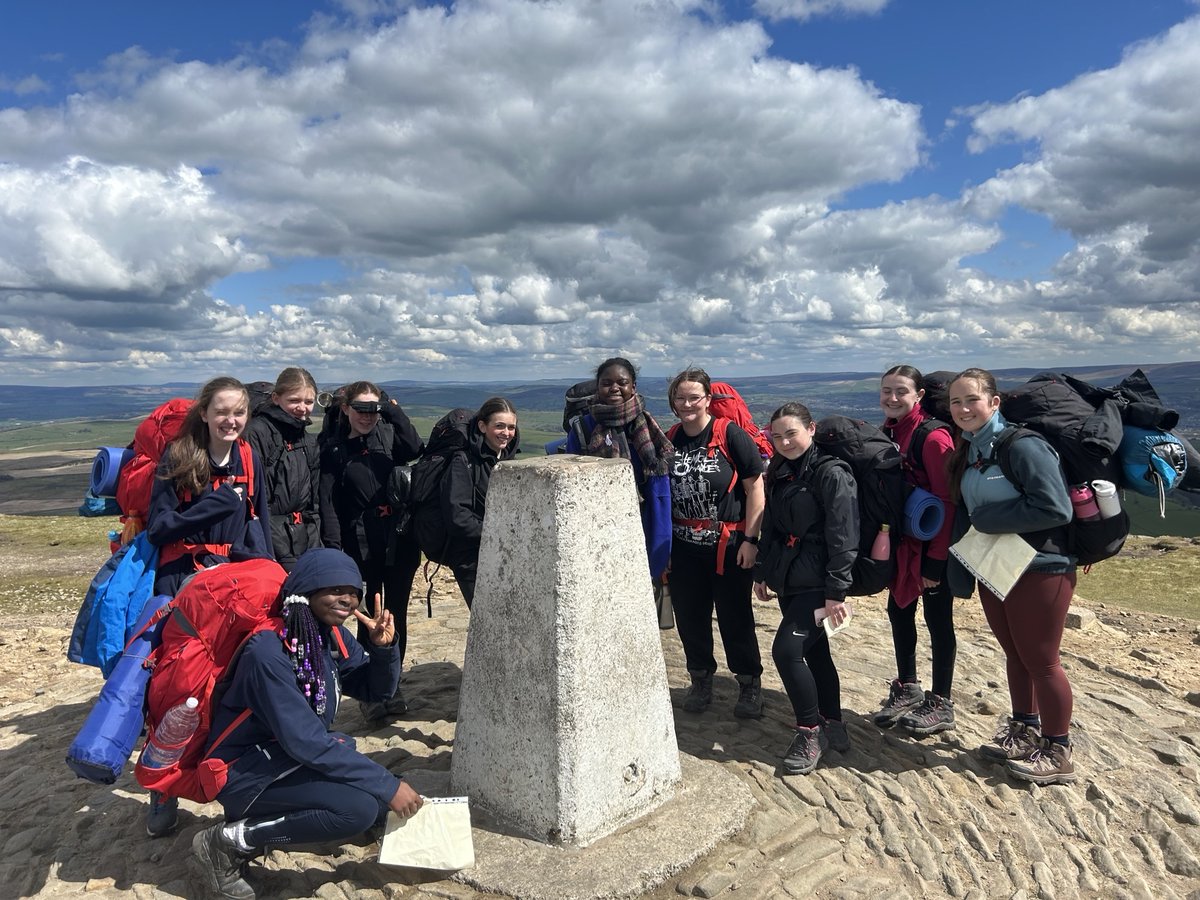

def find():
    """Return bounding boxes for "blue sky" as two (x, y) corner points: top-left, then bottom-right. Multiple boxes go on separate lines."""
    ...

(1, 0), (1198, 385)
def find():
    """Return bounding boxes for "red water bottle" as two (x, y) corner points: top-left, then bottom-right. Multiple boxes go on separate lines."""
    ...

(870, 524), (891, 561)
(1068, 484), (1100, 522)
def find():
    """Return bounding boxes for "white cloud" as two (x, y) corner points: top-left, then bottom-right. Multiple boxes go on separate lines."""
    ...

(753, 0), (890, 23)
(0, 1), (1197, 385)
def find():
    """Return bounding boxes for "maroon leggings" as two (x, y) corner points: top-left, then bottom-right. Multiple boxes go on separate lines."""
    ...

(978, 570), (1076, 736)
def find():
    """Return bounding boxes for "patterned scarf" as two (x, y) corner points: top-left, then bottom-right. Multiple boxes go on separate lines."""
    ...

(587, 394), (674, 477)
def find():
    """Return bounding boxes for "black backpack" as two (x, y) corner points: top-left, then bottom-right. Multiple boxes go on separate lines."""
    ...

(985, 427), (1130, 568)
(812, 416), (905, 596)
(409, 409), (475, 564)
(906, 370), (955, 478)
(246, 381), (275, 417)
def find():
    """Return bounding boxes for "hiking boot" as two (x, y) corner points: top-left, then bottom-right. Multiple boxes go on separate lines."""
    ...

(190, 823), (256, 900)
(682, 670), (713, 713)
(872, 680), (925, 728)
(145, 790), (179, 838)
(733, 674), (763, 719)
(897, 692), (956, 736)
(823, 717), (851, 753)
(384, 686), (409, 717)
(782, 725), (828, 776)
(1007, 737), (1077, 786)
(979, 718), (1043, 762)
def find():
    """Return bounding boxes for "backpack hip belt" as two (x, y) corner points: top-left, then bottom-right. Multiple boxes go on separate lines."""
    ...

(159, 540), (235, 570)
(674, 516), (745, 575)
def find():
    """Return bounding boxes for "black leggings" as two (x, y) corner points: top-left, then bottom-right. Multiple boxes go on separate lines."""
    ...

(771, 592), (840, 727)
(238, 768), (382, 849)
(886, 581), (957, 697)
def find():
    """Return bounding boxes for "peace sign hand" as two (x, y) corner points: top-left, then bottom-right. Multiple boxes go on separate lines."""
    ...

(352, 592), (395, 646)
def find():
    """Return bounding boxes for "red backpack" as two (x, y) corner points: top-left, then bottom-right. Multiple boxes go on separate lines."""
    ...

(134, 558), (288, 802)
(709, 381), (773, 461)
(116, 398), (194, 541)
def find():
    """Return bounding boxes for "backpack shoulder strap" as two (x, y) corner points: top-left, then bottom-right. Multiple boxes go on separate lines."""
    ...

(570, 414), (592, 451)
(907, 418), (949, 474)
(985, 425), (1035, 490)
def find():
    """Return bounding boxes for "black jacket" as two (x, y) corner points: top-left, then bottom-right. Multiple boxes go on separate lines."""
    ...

(246, 405), (321, 569)
(424, 421), (518, 567)
(318, 404), (422, 560)
(754, 448), (858, 602)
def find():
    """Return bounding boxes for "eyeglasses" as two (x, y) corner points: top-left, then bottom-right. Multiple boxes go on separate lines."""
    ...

(674, 395), (707, 406)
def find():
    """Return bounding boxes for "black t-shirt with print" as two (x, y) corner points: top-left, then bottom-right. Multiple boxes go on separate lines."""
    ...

(670, 419), (763, 550)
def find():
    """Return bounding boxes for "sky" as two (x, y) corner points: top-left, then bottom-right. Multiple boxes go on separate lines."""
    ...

(1, 0), (1199, 386)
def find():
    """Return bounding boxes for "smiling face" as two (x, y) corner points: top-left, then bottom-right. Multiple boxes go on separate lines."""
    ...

(275, 386), (316, 422)
(343, 391), (381, 437)
(880, 373), (923, 420)
(948, 376), (1000, 433)
(672, 380), (711, 430)
(201, 388), (250, 451)
(769, 415), (815, 460)
(479, 411), (517, 453)
(309, 585), (362, 627)
(597, 364), (636, 406)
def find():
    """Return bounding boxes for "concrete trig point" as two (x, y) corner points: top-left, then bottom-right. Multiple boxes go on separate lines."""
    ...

(445, 455), (752, 900)
(452, 455), (681, 844)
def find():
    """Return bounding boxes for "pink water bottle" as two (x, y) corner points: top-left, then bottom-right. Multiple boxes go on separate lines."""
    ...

(1068, 484), (1100, 522)
(870, 524), (891, 561)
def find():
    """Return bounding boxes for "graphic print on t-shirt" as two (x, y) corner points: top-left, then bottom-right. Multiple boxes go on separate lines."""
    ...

(671, 445), (724, 547)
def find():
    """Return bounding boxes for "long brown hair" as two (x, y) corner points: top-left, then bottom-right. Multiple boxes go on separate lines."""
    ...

(945, 367), (1000, 503)
(163, 376), (250, 496)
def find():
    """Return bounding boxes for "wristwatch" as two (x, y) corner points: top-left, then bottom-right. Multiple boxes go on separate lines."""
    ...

(745, 535), (759, 546)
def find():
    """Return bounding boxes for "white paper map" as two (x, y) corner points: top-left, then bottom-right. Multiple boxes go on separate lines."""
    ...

(949, 527), (1037, 601)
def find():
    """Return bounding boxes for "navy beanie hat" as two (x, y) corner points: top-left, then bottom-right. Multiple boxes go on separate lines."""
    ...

(281, 548), (364, 600)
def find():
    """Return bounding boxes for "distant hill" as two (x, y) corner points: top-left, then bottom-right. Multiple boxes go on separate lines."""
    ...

(6, 361), (1200, 434)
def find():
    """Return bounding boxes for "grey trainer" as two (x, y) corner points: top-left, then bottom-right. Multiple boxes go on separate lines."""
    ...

(872, 680), (924, 728)
(782, 725), (828, 775)
(898, 692), (956, 735)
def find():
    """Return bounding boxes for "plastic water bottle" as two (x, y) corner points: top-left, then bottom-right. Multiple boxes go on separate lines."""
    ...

(1091, 480), (1121, 519)
(1068, 484), (1101, 522)
(140, 697), (200, 768)
(869, 524), (891, 561)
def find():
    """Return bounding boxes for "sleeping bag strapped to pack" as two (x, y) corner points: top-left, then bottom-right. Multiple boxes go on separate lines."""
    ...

(134, 558), (288, 803)
(1118, 426), (1188, 508)
(812, 416), (905, 596)
(999, 372), (1124, 486)
(66, 593), (171, 784)
(409, 409), (475, 564)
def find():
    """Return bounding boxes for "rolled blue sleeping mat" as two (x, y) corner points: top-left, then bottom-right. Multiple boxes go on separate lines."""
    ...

(91, 447), (133, 497)
(904, 487), (945, 541)
(65, 593), (170, 785)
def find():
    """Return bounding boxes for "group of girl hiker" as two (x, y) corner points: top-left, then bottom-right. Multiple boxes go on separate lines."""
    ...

(133, 360), (1080, 898)
(137, 371), (521, 883)
(567, 359), (1078, 786)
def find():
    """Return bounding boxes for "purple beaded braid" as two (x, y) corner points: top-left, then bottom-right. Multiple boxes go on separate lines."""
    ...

(281, 596), (328, 715)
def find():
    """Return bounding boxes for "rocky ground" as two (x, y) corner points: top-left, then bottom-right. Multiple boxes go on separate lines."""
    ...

(2, 554), (1199, 899)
